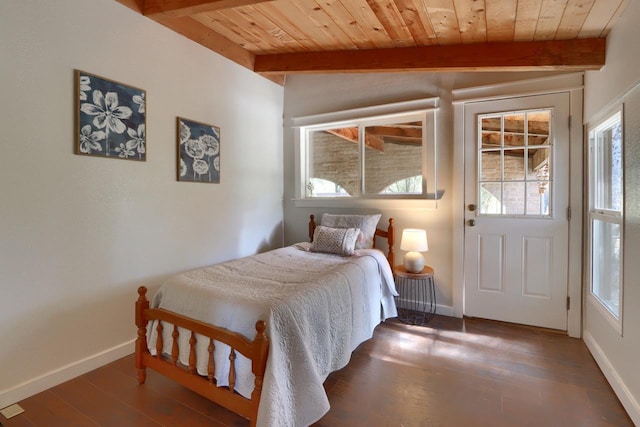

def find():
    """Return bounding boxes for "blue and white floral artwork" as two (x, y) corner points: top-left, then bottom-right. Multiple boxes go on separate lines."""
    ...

(75, 70), (146, 161)
(177, 117), (220, 183)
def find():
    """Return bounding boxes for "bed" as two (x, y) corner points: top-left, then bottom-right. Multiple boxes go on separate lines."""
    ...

(135, 214), (397, 427)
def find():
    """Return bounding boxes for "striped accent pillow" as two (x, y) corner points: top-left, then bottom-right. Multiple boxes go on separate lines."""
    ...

(310, 226), (360, 256)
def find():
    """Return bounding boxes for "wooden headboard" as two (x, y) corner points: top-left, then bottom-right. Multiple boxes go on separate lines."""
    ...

(308, 215), (395, 267)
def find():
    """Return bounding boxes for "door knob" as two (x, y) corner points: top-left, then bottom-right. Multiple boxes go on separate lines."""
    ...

(467, 219), (476, 226)
(468, 204), (477, 212)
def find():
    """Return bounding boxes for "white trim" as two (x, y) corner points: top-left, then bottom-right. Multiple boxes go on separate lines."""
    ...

(583, 330), (640, 425)
(584, 76), (640, 125)
(0, 339), (134, 409)
(290, 97), (440, 128)
(567, 87), (584, 338)
(452, 75), (583, 337)
(452, 102), (466, 318)
(435, 304), (455, 317)
(586, 105), (624, 336)
(292, 197), (438, 210)
(452, 73), (584, 104)
(433, 303), (455, 318)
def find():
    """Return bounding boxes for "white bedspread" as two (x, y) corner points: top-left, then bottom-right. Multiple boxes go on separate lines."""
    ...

(147, 243), (397, 427)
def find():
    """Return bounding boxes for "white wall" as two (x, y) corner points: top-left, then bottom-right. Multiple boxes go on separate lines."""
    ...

(584, 0), (640, 423)
(282, 71), (568, 314)
(0, 0), (283, 407)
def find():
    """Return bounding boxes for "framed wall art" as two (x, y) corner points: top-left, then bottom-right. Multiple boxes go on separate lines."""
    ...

(177, 117), (221, 183)
(75, 70), (146, 161)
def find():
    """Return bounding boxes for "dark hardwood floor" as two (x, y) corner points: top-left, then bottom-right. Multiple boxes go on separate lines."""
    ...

(2, 316), (633, 427)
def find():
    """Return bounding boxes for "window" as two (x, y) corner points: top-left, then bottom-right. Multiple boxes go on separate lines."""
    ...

(588, 109), (623, 329)
(294, 98), (438, 203)
(380, 175), (422, 194)
(477, 109), (552, 217)
(307, 178), (349, 197)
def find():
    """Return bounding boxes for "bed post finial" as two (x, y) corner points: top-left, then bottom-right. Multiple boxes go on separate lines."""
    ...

(255, 320), (267, 337)
(387, 218), (395, 268)
(309, 214), (316, 242)
(251, 320), (269, 424)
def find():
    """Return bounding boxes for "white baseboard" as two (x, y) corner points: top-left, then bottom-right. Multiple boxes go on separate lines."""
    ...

(583, 330), (640, 425)
(395, 297), (455, 318)
(434, 304), (455, 317)
(0, 339), (135, 410)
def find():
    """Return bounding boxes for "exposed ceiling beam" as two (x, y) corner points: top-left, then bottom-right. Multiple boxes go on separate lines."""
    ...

(143, 0), (276, 19)
(115, 0), (145, 12)
(326, 128), (384, 152)
(115, 0), (284, 85)
(254, 38), (606, 74)
(156, 15), (285, 84)
(367, 125), (422, 141)
(326, 128), (358, 143)
(154, 15), (256, 69)
(365, 133), (384, 151)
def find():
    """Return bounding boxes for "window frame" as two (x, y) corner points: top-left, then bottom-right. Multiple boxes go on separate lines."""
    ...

(587, 106), (624, 334)
(292, 98), (439, 208)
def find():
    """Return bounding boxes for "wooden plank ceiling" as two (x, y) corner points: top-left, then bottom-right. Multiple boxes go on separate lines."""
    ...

(117, 0), (627, 84)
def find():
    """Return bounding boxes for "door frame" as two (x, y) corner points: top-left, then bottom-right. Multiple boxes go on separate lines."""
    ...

(451, 73), (584, 338)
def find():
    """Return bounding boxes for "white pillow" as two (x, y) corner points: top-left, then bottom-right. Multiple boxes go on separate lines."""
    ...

(321, 213), (382, 250)
(310, 226), (360, 256)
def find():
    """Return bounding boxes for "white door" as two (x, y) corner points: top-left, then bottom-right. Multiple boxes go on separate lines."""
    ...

(463, 93), (570, 330)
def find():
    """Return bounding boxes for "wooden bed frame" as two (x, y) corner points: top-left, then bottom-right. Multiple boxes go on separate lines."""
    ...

(135, 215), (394, 426)
(135, 288), (269, 426)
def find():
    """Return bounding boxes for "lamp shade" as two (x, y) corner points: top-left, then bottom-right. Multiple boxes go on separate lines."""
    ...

(400, 229), (429, 252)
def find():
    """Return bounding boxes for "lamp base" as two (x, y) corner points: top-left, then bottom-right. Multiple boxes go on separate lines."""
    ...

(404, 252), (425, 273)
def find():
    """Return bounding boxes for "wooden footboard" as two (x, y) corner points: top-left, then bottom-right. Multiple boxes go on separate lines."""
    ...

(135, 286), (269, 427)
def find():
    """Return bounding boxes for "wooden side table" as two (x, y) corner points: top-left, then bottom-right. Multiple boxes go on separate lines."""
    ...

(394, 265), (436, 325)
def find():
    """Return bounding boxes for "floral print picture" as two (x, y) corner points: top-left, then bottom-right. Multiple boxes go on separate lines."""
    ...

(75, 70), (146, 161)
(177, 117), (220, 183)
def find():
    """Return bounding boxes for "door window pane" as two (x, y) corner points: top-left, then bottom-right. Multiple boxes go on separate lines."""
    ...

(481, 116), (501, 149)
(504, 150), (526, 181)
(478, 109), (552, 217)
(526, 182), (550, 215)
(504, 113), (525, 148)
(529, 147), (550, 215)
(503, 182), (525, 214)
(528, 111), (551, 146)
(479, 151), (501, 181)
(480, 182), (502, 214)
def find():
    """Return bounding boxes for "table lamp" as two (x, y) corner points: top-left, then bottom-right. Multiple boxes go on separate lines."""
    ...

(400, 228), (429, 273)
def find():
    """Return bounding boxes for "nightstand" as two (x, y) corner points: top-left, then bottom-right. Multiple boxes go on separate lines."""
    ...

(394, 265), (436, 325)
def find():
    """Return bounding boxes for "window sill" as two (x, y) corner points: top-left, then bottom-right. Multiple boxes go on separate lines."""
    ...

(587, 294), (622, 336)
(292, 197), (439, 210)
